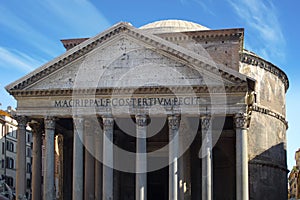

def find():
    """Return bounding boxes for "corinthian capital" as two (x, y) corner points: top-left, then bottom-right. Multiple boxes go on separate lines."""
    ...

(14, 115), (29, 128)
(201, 116), (211, 131)
(28, 120), (44, 135)
(102, 116), (114, 128)
(44, 116), (57, 130)
(168, 115), (180, 130)
(73, 116), (85, 127)
(136, 114), (147, 127)
(234, 113), (248, 129)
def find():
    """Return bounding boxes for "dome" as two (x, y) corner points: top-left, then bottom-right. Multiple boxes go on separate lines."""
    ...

(139, 19), (209, 34)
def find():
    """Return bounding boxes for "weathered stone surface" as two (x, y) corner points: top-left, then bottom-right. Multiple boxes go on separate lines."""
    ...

(247, 112), (287, 200)
(248, 113), (286, 162)
(28, 37), (210, 90)
(240, 62), (286, 116)
(156, 29), (243, 71)
(249, 164), (287, 200)
(240, 55), (288, 200)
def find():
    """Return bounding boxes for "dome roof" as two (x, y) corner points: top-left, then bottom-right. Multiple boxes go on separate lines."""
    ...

(139, 19), (209, 33)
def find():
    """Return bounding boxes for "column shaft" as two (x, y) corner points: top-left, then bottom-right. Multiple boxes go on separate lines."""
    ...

(102, 116), (114, 200)
(235, 113), (249, 200)
(30, 121), (42, 200)
(95, 161), (102, 200)
(72, 117), (84, 200)
(136, 115), (147, 200)
(178, 121), (186, 200)
(168, 115), (180, 200)
(95, 127), (103, 200)
(15, 116), (28, 199)
(178, 143), (185, 200)
(84, 150), (95, 199)
(43, 116), (56, 200)
(84, 119), (95, 200)
(201, 116), (212, 200)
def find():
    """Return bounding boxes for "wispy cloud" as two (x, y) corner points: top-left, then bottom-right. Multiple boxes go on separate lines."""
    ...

(0, 0), (111, 60)
(37, 0), (111, 37)
(0, 5), (62, 58)
(179, 0), (215, 15)
(227, 0), (285, 61)
(193, 0), (216, 16)
(0, 47), (44, 72)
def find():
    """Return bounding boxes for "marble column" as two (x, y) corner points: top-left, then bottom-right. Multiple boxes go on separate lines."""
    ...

(15, 115), (28, 200)
(135, 114), (147, 200)
(201, 116), (212, 200)
(29, 121), (43, 200)
(234, 113), (249, 200)
(43, 116), (56, 200)
(72, 117), (84, 200)
(95, 123), (103, 200)
(168, 115), (180, 200)
(84, 119), (95, 200)
(178, 120), (186, 200)
(102, 116), (114, 200)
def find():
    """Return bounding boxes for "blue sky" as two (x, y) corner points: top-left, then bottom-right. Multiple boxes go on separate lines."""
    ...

(0, 0), (299, 170)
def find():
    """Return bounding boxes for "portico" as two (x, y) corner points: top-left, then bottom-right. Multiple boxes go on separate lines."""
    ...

(13, 102), (250, 200)
(6, 21), (255, 200)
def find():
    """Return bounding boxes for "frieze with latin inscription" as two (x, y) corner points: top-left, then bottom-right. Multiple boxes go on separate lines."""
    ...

(54, 97), (204, 108)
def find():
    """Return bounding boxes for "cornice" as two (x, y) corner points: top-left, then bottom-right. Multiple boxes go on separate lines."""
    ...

(240, 50), (289, 91)
(252, 105), (288, 129)
(157, 28), (244, 43)
(59, 28), (244, 50)
(6, 25), (128, 92)
(6, 23), (249, 94)
(9, 84), (248, 97)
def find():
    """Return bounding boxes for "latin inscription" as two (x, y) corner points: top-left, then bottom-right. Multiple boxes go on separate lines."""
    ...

(54, 97), (203, 108)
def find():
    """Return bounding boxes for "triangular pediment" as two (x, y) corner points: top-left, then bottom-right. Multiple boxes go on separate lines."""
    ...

(6, 22), (250, 94)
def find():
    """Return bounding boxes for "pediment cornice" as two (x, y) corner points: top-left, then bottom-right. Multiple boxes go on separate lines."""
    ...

(6, 22), (250, 93)
(9, 84), (248, 97)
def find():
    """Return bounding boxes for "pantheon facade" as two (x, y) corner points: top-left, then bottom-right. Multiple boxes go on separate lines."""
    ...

(6, 20), (289, 200)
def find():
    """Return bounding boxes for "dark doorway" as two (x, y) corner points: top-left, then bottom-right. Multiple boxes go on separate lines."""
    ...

(147, 166), (169, 200)
(212, 131), (236, 200)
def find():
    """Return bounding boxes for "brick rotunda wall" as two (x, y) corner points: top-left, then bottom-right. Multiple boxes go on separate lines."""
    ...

(240, 50), (289, 200)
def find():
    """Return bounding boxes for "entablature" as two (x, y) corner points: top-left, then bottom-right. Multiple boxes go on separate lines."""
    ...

(10, 84), (248, 97)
